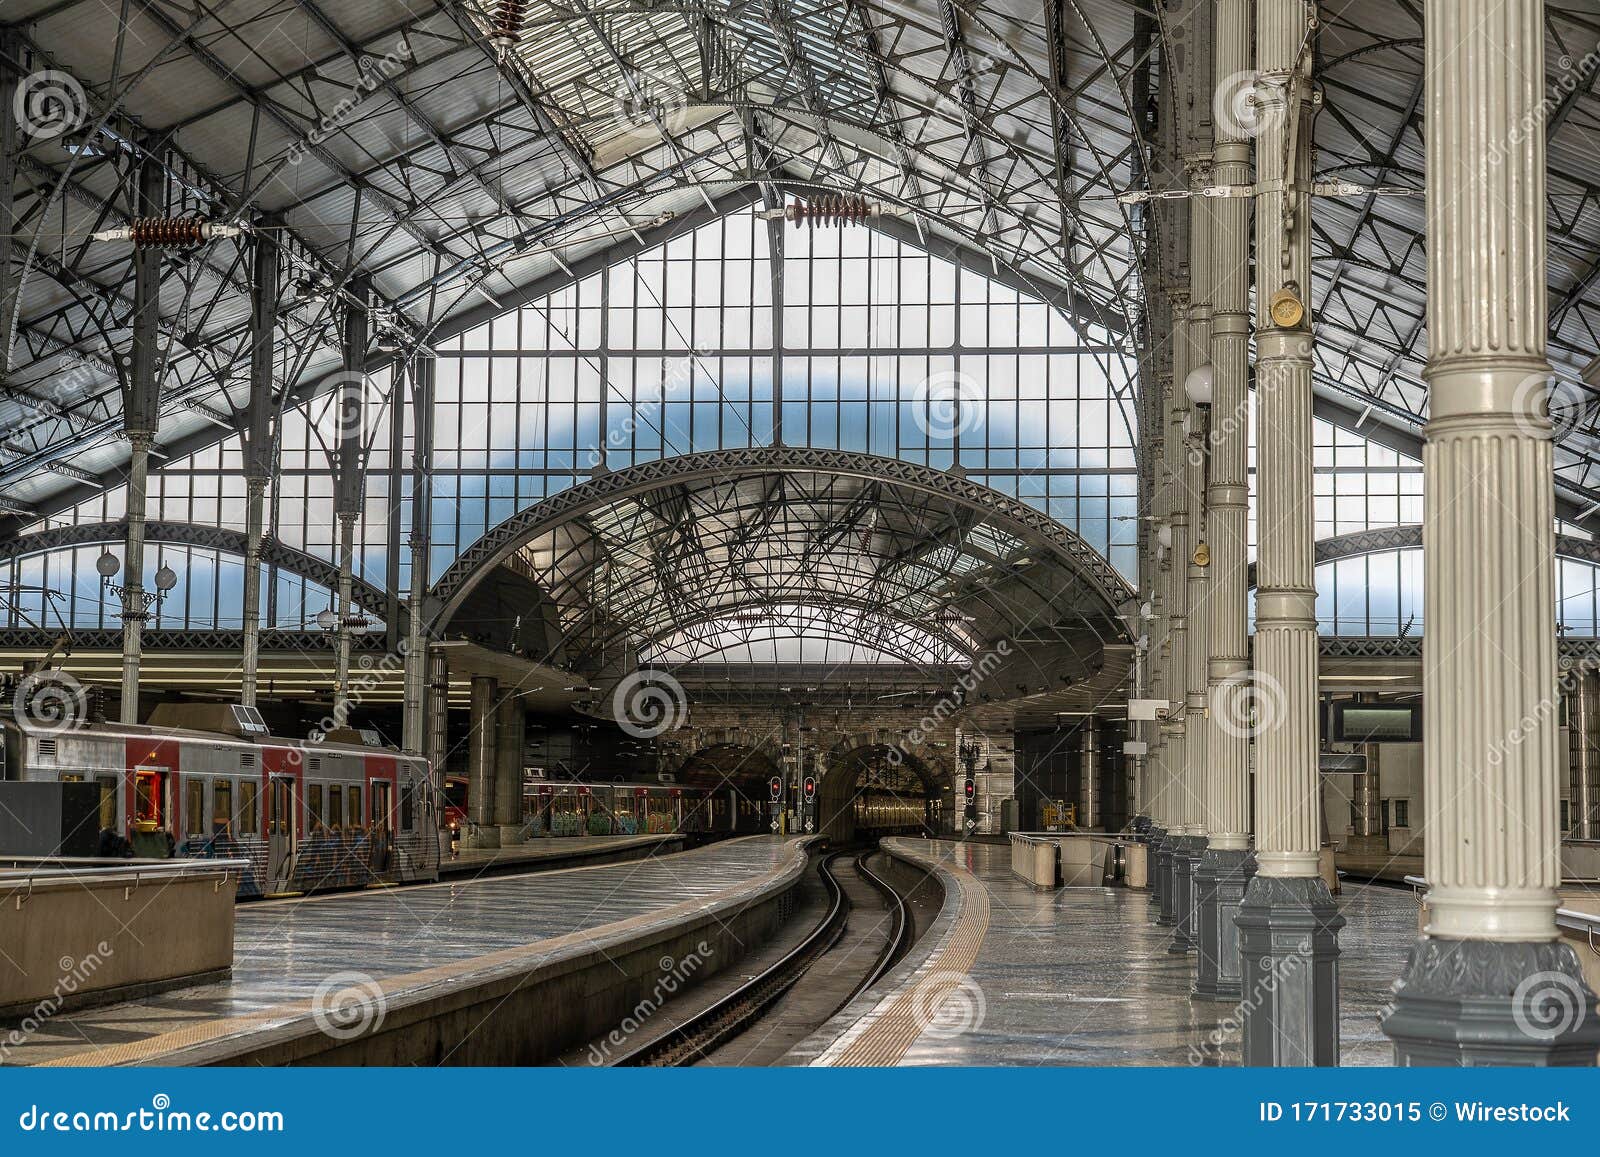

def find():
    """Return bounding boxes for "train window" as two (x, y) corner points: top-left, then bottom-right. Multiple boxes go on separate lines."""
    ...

(372, 781), (392, 830)
(308, 784), (324, 831)
(213, 780), (233, 836)
(60, 772), (83, 782)
(347, 785), (361, 828)
(327, 786), (343, 831)
(96, 776), (116, 830)
(185, 779), (205, 836)
(238, 780), (258, 838)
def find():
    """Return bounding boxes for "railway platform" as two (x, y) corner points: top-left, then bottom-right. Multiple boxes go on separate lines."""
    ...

(439, 832), (686, 877)
(7, 836), (807, 1067)
(788, 838), (1418, 1067)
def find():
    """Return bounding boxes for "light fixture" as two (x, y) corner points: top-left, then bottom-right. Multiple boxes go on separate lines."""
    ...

(1184, 362), (1215, 406)
(1157, 525), (1173, 550)
(99, 552), (177, 621)
(316, 608), (337, 631)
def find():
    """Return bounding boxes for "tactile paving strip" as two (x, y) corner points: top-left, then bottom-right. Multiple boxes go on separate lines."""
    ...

(817, 841), (990, 1067)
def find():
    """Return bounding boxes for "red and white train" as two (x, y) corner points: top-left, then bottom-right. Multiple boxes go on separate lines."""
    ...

(1, 700), (439, 898)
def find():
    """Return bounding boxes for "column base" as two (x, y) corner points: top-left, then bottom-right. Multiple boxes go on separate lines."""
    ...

(1169, 836), (1205, 952)
(1193, 847), (1257, 1001)
(1234, 875), (1345, 1066)
(1381, 936), (1600, 1065)
(497, 824), (526, 846)
(1153, 830), (1176, 924)
(459, 825), (501, 850)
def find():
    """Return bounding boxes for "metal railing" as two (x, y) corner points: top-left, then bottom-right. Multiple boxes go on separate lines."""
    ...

(1403, 873), (1600, 956)
(0, 855), (247, 893)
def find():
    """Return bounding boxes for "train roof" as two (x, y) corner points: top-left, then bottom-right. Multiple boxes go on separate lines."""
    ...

(2, 716), (421, 761)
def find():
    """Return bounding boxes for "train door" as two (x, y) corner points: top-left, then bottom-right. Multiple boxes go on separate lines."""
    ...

(129, 766), (172, 857)
(266, 774), (298, 892)
(369, 772), (396, 874)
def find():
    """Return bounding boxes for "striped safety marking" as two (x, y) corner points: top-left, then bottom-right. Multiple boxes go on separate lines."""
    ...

(814, 840), (991, 1067)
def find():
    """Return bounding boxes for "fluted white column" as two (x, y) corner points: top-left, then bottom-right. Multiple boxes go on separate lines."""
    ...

(1251, 2), (1321, 875)
(1204, 0), (1253, 852)
(1420, 0), (1557, 943)
(1382, 0), (1600, 1067)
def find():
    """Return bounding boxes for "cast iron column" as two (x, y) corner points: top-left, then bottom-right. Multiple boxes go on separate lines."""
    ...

(402, 355), (436, 756)
(464, 675), (500, 849)
(1380, 0), (1600, 1064)
(332, 279), (368, 726)
(1194, 0), (1258, 1001)
(1080, 716), (1101, 830)
(495, 693), (526, 845)
(1235, 0), (1344, 1062)
(120, 147), (164, 724)
(241, 223), (278, 707)
(1161, 300), (1194, 936)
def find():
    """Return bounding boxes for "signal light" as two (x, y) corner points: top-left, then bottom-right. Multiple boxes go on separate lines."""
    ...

(769, 776), (782, 802)
(803, 776), (816, 801)
(963, 779), (975, 800)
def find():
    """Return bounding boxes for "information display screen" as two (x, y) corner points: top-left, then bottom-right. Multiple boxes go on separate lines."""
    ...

(1332, 701), (1422, 743)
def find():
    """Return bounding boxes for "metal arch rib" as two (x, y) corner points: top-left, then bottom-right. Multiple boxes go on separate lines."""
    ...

(0, 520), (393, 617)
(428, 446), (1137, 632)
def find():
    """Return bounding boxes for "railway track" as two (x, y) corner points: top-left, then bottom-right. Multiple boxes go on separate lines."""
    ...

(610, 848), (910, 1067)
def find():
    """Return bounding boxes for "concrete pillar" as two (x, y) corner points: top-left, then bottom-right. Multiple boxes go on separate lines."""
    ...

(1380, 0), (1600, 1064)
(1235, 0), (1344, 1061)
(463, 675), (500, 849)
(1571, 670), (1600, 840)
(1193, 0), (1258, 1001)
(495, 694), (526, 844)
(1079, 717), (1101, 830)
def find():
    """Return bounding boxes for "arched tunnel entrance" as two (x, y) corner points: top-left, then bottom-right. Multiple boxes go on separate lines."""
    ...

(673, 743), (781, 835)
(816, 745), (943, 844)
